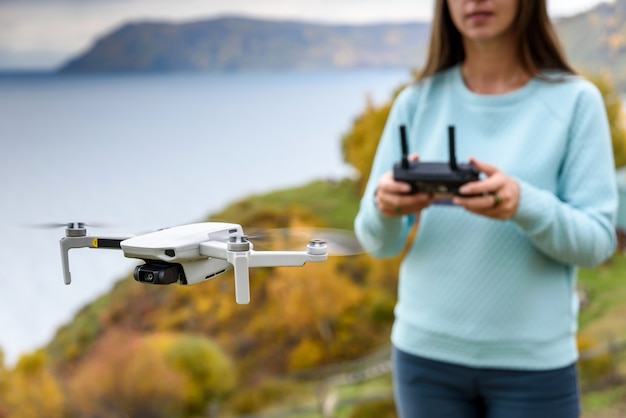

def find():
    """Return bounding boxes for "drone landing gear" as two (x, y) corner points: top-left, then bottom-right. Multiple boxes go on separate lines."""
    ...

(59, 223), (133, 284)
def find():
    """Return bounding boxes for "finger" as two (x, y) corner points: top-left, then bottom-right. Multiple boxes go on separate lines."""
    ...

(459, 163), (505, 196)
(459, 176), (504, 196)
(405, 192), (435, 208)
(407, 193), (436, 212)
(454, 189), (516, 221)
(382, 190), (432, 209)
(379, 171), (412, 194)
(408, 153), (420, 162)
(469, 157), (498, 176)
(453, 193), (495, 211)
(378, 190), (434, 217)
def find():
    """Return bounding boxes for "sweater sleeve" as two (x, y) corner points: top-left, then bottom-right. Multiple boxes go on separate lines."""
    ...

(354, 86), (418, 259)
(511, 82), (618, 268)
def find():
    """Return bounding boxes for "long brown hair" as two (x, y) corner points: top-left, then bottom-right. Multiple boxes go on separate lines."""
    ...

(418, 0), (575, 80)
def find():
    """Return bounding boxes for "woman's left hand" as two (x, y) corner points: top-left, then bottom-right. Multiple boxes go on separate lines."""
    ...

(452, 158), (520, 220)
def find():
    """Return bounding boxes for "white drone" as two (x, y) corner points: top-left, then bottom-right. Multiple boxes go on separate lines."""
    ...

(58, 222), (328, 304)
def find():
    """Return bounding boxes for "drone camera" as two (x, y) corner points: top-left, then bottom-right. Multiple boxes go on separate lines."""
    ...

(134, 262), (184, 285)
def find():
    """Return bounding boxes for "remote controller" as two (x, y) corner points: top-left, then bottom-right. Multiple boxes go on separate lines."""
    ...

(393, 125), (480, 196)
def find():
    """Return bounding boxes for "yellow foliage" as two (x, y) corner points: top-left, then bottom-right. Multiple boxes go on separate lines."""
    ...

(265, 259), (365, 338)
(227, 378), (298, 415)
(159, 333), (237, 408)
(63, 343), (81, 361)
(193, 295), (213, 315)
(2, 351), (65, 418)
(342, 96), (395, 194)
(14, 349), (47, 374)
(577, 334), (616, 388)
(155, 304), (195, 331)
(289, 338), (324, 370)
(586, 72), (626, 168)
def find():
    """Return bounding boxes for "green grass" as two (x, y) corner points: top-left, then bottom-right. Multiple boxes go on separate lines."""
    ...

(582, 385), (626, 417)
(222, 375), (395, 418)
(573, 252), (626, 417)
(578, 252), (626, 338)
(208, 178), (361, 230)
(584, 385), (626, 412)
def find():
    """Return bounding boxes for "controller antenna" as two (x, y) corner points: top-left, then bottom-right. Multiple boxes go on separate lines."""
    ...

(400, 125), (410, 169)
(448, 125), (458, 171)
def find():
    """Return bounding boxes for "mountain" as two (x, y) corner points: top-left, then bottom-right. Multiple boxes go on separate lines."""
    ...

(58, 2), (626, 91)
(58, 16), (430, 73)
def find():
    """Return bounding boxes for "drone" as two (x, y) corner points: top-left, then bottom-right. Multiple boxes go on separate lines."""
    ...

(57, 222), (328, 304)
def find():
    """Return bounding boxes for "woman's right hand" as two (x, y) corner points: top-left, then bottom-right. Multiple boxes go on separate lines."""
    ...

(375, 169), (435, 218)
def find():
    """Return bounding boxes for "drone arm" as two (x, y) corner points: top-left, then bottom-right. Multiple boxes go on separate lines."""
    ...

(198, 241), (227, 258)
(198, 239), (327, 305)
(248, 251), (326, 267)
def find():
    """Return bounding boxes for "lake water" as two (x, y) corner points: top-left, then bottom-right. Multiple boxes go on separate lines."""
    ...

(0, 68), (410, 365)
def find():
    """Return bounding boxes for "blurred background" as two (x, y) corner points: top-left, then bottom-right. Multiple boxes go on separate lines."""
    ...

(1, 1), (626, 417)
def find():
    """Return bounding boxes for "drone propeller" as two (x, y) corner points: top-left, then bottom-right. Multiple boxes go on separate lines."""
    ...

(245, 227), (373, 256)
(27, 222), (74, 229)
(25, 221), (111, 230)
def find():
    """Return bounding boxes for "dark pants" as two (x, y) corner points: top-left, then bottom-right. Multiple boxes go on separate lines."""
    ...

(393, 347), (581, 418)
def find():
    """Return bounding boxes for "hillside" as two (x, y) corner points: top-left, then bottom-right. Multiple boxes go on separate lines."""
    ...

(40, 179), (404, 415)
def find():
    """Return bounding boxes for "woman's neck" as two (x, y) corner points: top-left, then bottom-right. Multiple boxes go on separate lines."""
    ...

(461, 39), (529, 95)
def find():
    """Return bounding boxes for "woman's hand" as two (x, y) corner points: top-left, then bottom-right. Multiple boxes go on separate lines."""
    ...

(452, 158), (520, 220)
(375, 155), (436, 218)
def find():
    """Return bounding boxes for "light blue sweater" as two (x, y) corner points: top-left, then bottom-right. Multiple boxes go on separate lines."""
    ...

(354, 65), (618, 370)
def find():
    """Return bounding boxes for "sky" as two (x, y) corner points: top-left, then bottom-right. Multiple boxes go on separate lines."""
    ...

(0, 0), (614, 70)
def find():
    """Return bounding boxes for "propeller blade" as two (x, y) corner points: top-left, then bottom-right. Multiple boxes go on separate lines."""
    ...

(24, 221), (111, 229)
(245, 227), (376, 256)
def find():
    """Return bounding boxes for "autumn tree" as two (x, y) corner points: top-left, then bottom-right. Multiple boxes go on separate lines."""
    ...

(69, 330), (187, 418)
(585, 72), (626, 168)
(0, 349), (7, 418)
(154, 333), (237, 416)
(265, 260), (363, 368)
(68, 330), (235, 418)
(1, 350), (65, 418)
(341, 96), (395, 195)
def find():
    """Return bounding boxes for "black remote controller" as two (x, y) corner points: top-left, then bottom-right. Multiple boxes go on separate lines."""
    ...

(393, 125), (480, 196)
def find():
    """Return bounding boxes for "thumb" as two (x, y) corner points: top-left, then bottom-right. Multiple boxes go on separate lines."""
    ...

(469, 157), (497, 177)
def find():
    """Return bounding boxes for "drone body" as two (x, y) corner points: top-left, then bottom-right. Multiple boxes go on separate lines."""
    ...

(59, 222), (328, 304)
